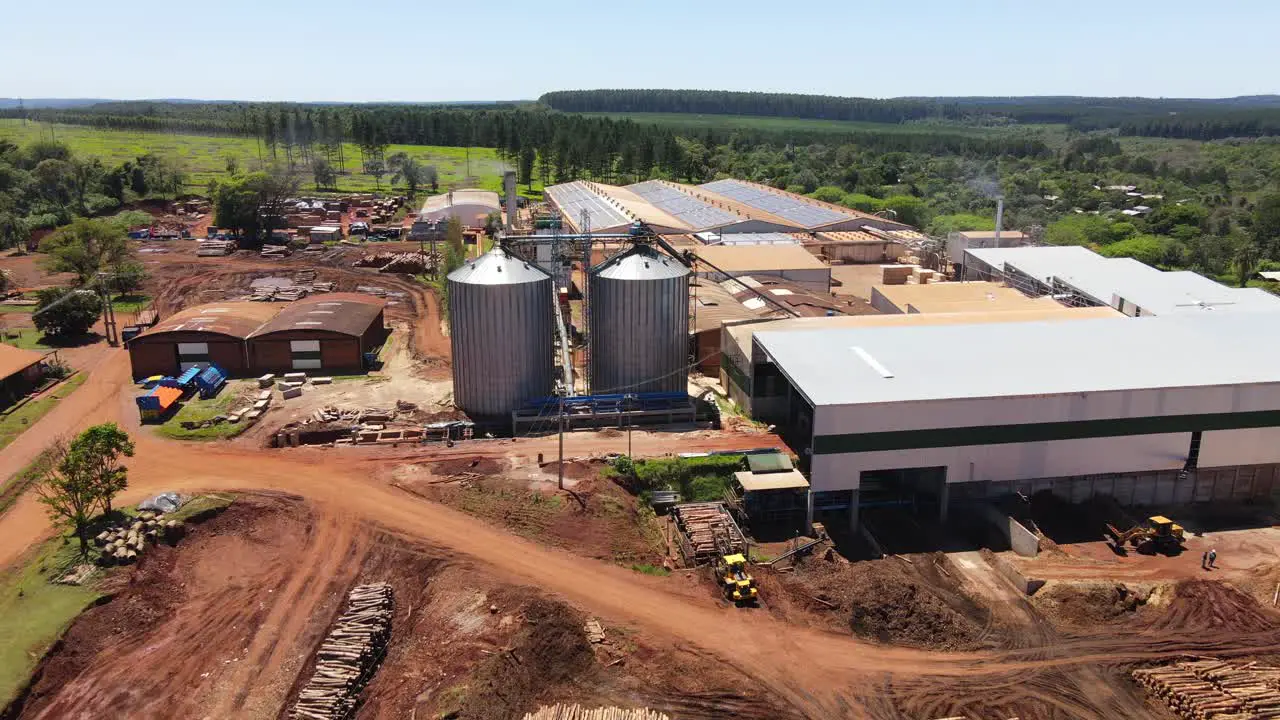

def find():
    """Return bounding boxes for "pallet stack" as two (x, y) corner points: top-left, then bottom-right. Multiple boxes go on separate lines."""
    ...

(1133, 659), (1280, 719)
(522, 705), (670, 720)
(290, 583), (394, 720)
(880, 264), (913, 285)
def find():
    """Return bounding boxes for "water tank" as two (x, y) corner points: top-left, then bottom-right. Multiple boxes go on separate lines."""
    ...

(589, 244), (690, 394)
(448, 247), (553, 421)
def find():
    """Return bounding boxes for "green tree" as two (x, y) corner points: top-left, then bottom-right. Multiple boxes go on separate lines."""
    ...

(311, 156), (336, 191)
(1253, 192), (1280, 255)
(809, 186), (845, 203)
(1146, 202), (1208, 236)
(32, 287), (103, 337)
(1045, 214), (1130, 247)
(39, 217), (133, 283)
(1098, 234), (1178, 267)
(0, 211), (28, 250)
(65, 423), (135, 516)
(1232, 234), (1262, 288)
(108, 260), (148, 296)
(839, 193), (885, 213)
(883, 195), (928, 227)
(366, 158), (386, 190)
(35, 439), (99, 556)
(210, 166), (299, 245)
(32, 158), (74, 209)
(926, 213), (995, 235)
(389, 153), (425, 197)
(67, 157), (103, 214)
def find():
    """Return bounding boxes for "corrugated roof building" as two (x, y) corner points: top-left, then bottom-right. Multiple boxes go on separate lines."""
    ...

(247, 294), (387, 373)
(693, 244), (833, 294)
(0, 344), (45, 408)
(750, 312), (1280, 532)
(419, 189), (501, 227)
(128, 302), (284, 377)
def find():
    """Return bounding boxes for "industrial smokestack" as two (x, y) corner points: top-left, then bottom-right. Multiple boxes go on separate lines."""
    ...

(503, 171), (517, 232)
(993, 197), (1004, 247)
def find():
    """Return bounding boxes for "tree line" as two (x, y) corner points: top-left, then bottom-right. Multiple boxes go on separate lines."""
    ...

(537, 89), (1280, 140)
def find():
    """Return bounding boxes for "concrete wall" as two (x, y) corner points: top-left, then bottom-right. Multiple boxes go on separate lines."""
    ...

(980, 504), (1040, 557)
(249, 333), (363, 373)
(868, 287), (903, 314)
(697, 268), (831, 294)
(128, 333), (248, 378)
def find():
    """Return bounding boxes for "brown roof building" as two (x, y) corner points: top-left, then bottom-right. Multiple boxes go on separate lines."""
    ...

(0, 344), (46, 408)
(127, 302), (283, 378)
(126, 295), (387, 378)
(247, 294), (386, 373)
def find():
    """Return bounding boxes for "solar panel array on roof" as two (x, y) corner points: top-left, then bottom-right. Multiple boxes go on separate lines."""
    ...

(626, 181), (740, 230)
(701, 179), (850, 228)
(545, 182), (632, 231)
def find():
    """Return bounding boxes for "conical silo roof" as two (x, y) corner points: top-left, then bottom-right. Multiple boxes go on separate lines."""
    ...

(448, 246), (549, 285)
(593, 244), (689, 281)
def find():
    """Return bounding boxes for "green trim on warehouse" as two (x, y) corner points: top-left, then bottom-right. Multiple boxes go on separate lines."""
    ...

(813, 409), (1280, 455)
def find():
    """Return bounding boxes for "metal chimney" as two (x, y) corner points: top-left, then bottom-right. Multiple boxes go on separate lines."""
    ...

(503, 171), (517, 231)
(993, 197), (1004, 247)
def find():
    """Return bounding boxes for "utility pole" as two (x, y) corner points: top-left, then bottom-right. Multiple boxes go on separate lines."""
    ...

(625, 393), (635, 459)
(96, 273), (119, 347)
(557, 395), (566, 490)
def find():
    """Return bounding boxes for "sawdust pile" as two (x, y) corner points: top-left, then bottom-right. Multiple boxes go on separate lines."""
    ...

(785, 554), (984, 650)
(1034, 581), (1151, 627)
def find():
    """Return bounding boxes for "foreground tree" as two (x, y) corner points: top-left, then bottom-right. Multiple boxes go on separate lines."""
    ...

(66, 423), (135, 515)
(210, 166), (300, 246)
(33, 287), (102, 337)
(39, 217), (133, 284)
(36, 425), (135, 556)
(389, 153), (425, 197)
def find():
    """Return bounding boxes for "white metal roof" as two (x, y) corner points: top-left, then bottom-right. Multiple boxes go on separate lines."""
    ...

(754, 313), (1280, 407)
(965, 246), (1280, 315)
(734, 470), (810, 492)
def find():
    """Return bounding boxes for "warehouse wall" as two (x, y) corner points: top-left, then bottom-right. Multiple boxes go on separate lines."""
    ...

(806, 383), (1280, 494)
(249, 333), (364, 373)
(697, 268), (831, 294)
(869, 287), (904, 314)
(128, 333), (248, 378)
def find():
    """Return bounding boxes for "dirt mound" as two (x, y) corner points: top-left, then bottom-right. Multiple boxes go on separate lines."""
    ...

(432, 456), (506, 476)
(459, 598), (596, 720)
(779, 554), (984, 650)
(1034, 581), (1151, 627)
(1144, 580), (1279, 634)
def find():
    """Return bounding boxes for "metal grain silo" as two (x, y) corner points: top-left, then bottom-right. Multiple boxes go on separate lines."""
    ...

(448, 247), (553, 422)
(589, 244), (690, 394)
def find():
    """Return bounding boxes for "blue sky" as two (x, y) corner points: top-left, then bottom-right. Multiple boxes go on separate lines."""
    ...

(3, 0), (1277, 101)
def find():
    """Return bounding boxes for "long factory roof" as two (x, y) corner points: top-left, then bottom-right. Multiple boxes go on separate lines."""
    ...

(754, 312), (1280, 407)
(698, 179), (900, 231)
(965, 245), (1280, 315)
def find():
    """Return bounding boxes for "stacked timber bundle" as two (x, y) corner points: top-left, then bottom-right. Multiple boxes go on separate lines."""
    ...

(261, 245), (291, 258)
(672, 502), (747, 565)
(290, 583), (394, 720)
(353, 251), (441, 274)
(1133, 659), (1280, 719)
(196, 239), (236, 257)
(880, 264), (913, 285)
(521, 705), (671, 720)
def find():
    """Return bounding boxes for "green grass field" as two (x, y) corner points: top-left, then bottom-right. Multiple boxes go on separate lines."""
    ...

(578, 111), (1066, 139)
(0, 120), (529, 197)
(154, 381), (250, 441)
(0, 531), (103, 707)
(0, 374), (86, 452)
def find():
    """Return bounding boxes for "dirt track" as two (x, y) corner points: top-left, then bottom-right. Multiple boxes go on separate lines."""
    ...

(6, 352), (1280, 718)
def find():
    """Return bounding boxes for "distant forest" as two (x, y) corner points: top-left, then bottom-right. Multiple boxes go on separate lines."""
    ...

(539, 90), (1280, 140)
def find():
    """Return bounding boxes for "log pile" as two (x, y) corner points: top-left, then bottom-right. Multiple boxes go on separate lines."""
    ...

(93, 511), (183, 565)
(290, 583), (394, 720)
(522, 705), (670, 720)
(1133, 659), (1280, 719)
(672, 502), (747, 566)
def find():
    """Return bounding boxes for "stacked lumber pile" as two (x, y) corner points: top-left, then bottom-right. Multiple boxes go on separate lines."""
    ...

(522, 705), (670, 720)
(353, 251), (440, 274)
(355, 285), (390, 298)
(1134, 659), (1280, 719)
(880, 264), (913, 285)
(672, 502), (747, 565)
(290, 583), (394, 720)
(197, 239), (236, 257)
(261, 245), (291, 258)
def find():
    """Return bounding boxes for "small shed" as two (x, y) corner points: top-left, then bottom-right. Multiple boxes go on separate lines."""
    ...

(730, 453), (810, 535)
(0, 344), (45, 409)
(310, 226), (342, 244)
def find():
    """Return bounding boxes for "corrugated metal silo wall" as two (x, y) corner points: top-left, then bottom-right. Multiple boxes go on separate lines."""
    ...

(448, 276), (554, 419)
(589, 273), (690, 394)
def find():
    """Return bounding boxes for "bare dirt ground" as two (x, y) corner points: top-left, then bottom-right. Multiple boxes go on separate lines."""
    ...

(9, 494), (801, 720)
(6, 247), (1280, 718)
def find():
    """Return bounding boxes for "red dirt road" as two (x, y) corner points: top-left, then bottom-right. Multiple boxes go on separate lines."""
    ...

(6, 352), (1280, 718)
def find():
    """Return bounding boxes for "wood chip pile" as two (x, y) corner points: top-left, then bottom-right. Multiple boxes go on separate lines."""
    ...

(672, 502), (747, 566)
(290, 583), (394, 720)
(1133, 659), (1280, 719)
(522, 705), (670, 720)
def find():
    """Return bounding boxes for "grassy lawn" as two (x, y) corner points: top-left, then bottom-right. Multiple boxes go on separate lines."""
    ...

(0, 329), (55, 351)
(0, 374), (86, 453)
(153, 382), (251, 441)
(0, 120), (535, 197)
(0, 305), (35, 315)
(110, 294), (150, 314)
(0, 531), (103, 707)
